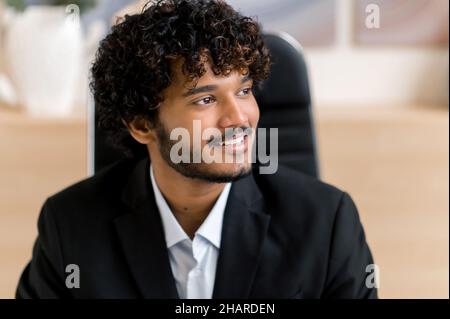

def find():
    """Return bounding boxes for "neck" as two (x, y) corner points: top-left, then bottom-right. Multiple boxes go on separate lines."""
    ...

(149, 152), (226, 238)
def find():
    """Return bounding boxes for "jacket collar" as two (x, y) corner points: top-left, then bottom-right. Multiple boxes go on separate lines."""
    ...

(115, 157), (271, 298)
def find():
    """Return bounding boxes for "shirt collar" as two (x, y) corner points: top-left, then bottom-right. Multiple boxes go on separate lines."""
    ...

(196, 181), (231, 248)
(150, 165), (231, 249)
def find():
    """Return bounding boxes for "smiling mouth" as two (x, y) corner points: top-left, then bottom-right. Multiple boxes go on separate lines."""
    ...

(219, 133), (246, 146)
(211, 134), (249, 155)
(205, 126), (254, 155)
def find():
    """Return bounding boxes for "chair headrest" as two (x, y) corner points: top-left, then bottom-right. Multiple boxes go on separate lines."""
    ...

(255, 32), (311, 108)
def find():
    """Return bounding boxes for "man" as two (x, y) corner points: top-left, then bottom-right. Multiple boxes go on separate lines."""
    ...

(16, 0), (377, 299)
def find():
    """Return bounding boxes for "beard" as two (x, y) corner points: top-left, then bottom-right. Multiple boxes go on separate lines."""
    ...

(153, 119), (252, 183)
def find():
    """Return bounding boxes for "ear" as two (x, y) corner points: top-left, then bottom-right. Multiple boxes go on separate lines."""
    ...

(122, 117), (155, 144)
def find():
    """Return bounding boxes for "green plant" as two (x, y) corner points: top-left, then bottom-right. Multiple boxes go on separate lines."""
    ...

(6, 0), (26, 12)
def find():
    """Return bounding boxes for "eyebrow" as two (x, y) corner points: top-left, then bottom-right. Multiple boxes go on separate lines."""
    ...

(182, 75), (252, 98)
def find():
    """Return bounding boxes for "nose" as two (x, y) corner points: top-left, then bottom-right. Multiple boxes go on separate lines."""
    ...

(218, 96), (249, 128)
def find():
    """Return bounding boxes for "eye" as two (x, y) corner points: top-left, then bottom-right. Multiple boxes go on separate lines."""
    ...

(237, 87), (253, 96)
(194, 96), (216, 105)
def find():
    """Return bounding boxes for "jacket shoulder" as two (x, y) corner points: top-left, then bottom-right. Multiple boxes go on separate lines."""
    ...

(255, 165), (344, 204)
(253, 165), (347, 222)
(45, 158), (140, 219)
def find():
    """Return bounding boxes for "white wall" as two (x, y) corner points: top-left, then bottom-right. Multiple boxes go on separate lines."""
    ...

(303, 0), (449, 107)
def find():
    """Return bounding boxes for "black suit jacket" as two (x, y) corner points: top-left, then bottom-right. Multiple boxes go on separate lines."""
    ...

(16, 157), (377, 299)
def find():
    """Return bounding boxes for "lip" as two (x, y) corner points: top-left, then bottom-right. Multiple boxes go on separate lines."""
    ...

(219, 134), (249, 154)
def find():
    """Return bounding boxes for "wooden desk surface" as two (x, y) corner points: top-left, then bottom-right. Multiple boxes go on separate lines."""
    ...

(0, 104), (448, 298)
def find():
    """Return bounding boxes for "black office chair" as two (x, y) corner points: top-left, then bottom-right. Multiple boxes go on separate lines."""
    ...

(253, 32), (319, 178)
(88, 32), (319, 178)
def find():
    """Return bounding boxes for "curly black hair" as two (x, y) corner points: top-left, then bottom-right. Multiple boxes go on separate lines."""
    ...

(90, 0), (271, 155)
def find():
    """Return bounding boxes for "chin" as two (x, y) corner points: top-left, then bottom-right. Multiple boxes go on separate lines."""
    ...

(171, 161), (252, 183)
(202, 162), (252, 183)
(213, 162), (251, 176)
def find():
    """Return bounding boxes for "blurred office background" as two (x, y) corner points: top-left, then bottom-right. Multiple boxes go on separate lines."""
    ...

(0, 0), (448, 298)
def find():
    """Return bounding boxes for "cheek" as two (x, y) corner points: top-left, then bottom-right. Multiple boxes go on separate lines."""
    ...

(248, 99), (260, 127)
(159, 103), (193, 132)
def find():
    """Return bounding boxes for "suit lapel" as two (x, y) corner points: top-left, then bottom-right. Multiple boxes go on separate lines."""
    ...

(213, 172), (271, 298)
(114, 157), (179, 298)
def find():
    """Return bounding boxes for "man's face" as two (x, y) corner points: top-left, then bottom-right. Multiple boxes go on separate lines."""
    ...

(152, 58), (259, 183)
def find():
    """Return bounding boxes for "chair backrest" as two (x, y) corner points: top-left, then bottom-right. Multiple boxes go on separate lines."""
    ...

(88, 32), (319, 178)
(253, 32), (319, 177)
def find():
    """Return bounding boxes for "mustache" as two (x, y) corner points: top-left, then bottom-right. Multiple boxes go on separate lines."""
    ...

(207, 126), (253, 146)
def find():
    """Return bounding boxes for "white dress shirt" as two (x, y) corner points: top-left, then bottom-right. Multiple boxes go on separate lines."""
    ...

(149, 166), (231, 299)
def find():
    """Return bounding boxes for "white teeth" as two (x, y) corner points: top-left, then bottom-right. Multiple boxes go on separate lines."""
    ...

(221, 135), (245, 146)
